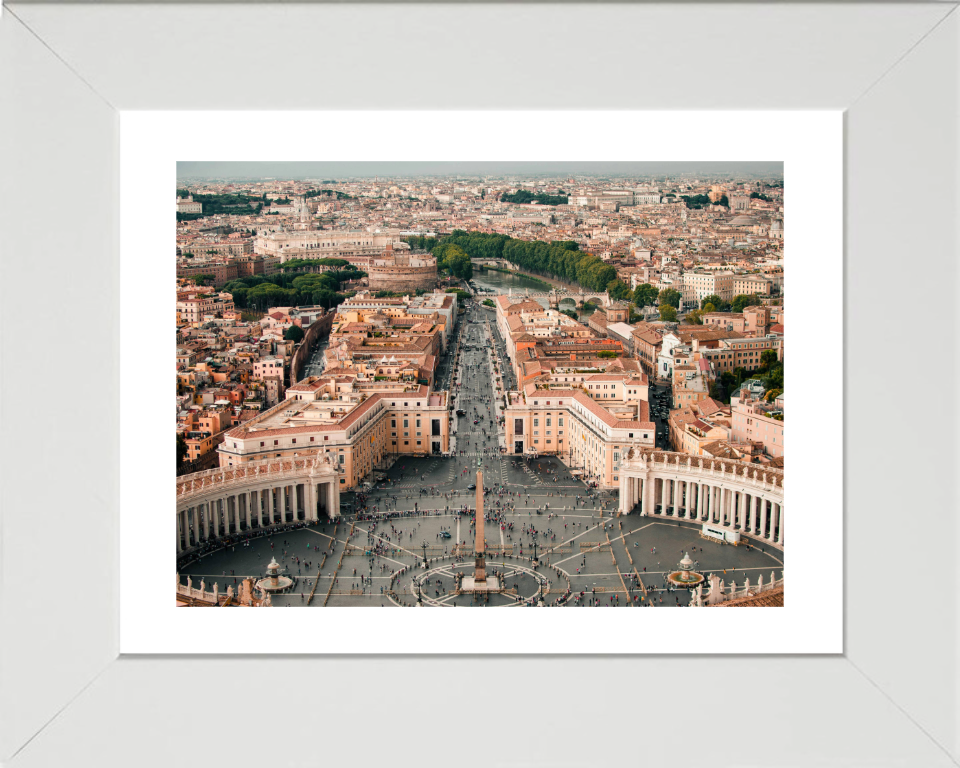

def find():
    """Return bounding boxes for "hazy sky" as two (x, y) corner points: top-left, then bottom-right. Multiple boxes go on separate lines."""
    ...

(177, 161), (783, 180)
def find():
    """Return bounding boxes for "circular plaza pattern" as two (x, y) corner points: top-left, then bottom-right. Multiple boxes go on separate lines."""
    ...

(177, 454), (784, 608)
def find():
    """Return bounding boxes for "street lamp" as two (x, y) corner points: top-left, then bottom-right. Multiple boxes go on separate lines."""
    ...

(421, 540), (428, 569)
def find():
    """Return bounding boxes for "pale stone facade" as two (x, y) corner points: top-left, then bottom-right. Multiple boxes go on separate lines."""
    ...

(618, 449), (784, 549)
(175, 454), (341, 552)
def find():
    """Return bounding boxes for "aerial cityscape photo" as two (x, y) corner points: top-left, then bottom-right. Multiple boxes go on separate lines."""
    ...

(175, 161), (785, 609)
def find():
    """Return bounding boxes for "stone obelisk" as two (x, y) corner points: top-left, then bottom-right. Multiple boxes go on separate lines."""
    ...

(474, 470), (486, 583)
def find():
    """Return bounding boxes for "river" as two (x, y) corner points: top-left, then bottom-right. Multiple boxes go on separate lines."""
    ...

(470, 268), (596, 318)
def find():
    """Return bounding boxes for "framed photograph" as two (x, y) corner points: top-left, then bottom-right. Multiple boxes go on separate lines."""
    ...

(2, 4), (956, 766)
(119, 111), (838, 656)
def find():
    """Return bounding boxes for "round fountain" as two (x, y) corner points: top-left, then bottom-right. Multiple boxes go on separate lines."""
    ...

(666, 551), (705, 587)
(256, 557), (293, 593)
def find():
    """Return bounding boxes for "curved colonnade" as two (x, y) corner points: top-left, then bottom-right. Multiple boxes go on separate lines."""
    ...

(175, 455), (340, 552)
(618, 450), (784, 550)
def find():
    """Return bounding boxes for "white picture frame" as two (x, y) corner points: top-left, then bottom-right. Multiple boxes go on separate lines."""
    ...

(1, 4), (957, 766)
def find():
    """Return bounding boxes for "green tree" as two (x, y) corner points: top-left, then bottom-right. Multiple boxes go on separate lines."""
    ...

(482, 299), (495, 307)
(685, 308), (704, 325)
(758, 349), (778, 372)
(702, 302), (716, 314)
(284, 324), (305, 344)
(658, 288), (682, 309)
(659, 304), (677, 322)
(718, 194), (729, 208)
(633, 283), (658, 307)
(731, 293), (761, 313)
(597, 350), (617, 359)
(606, 279), (632, 301)
(560, 308), (579, 320)
(176, 433), (188, 465)
(191, 274), (214, 286)
(701, 294), (729, 312)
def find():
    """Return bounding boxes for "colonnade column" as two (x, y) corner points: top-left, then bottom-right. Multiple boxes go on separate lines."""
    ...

(660, 478), (668, 515)
(306, 483), (316, 522)
(771, 503), (780, 543)
(750, 494), (758, 535)
(328, 481), (338, 519)
(176, 512), (183, 552)
(697, 483), (704, 521)
(267, 487), (275, 524)
(758, 497), (767, 538)
(776, 503), (784, 545)
(191, 506), (199, 545)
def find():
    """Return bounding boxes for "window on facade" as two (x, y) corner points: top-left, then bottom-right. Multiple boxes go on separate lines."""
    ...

(534, 418), (539, 427)
(403, 419), (408, 428)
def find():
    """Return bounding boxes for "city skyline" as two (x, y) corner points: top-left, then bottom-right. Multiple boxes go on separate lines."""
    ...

(177, 160), (784, 182)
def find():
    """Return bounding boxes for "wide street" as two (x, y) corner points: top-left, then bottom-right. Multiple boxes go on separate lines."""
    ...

(179, 300), (784, 606)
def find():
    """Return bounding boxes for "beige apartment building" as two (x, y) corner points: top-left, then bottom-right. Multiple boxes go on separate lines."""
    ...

(696, 335), (782, 375)
(731, 391), (785, 459)
(176, 292), (236, 326)
(504, 385), (655, 488)
(218, 379), (450, 489)
(733, 275), (772, 297)
(681, 271), (735, 307)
